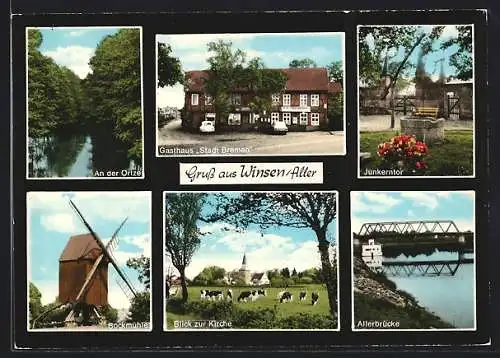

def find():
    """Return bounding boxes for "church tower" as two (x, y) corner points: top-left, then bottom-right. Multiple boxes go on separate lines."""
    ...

(238, 252), (252, 285)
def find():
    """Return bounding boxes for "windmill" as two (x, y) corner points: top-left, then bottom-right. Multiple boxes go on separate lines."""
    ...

(31, 199), (138, 328)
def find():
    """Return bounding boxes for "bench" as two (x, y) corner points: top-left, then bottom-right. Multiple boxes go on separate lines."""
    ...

(414, 107), (439, 119)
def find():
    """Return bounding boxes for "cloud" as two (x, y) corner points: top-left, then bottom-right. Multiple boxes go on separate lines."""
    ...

(440, 25), (460, 39)
(166, 225), (337, 280)
(157, 33), (257, 50)
(351, 192), (401, 214)
(400, 191), (439, 210)
(157, 84), (184, 109)
(40, 213), (78, 234)
(42, 46), (95, 79)
(67, 29), (90, 37)
(28, 191), (151, 225)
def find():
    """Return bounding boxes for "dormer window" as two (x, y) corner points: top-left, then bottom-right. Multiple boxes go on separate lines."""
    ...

(191, 93), (199, 106)
(272, 94), (280, 105)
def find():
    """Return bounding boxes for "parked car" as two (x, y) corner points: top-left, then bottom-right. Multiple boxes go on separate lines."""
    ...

(271, 119), (288, 134)
(199, 120), (215, 133)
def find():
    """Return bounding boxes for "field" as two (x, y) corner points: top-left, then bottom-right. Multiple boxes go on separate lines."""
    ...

(165, 284), (333, 329)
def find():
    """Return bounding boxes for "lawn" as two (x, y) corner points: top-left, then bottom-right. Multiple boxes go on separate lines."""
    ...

(359, 130), (473, 176)
(165, 284), (332, 329)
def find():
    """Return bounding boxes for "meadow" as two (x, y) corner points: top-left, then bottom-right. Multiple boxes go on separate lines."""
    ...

(165, 284), (335, 330)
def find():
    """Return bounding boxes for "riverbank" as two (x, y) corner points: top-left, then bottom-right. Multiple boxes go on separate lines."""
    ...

(353, 257), (454, 329)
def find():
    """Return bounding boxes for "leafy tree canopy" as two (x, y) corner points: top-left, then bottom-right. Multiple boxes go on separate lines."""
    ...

(157, 42), (183, 87)
(289, 58), (318, 68)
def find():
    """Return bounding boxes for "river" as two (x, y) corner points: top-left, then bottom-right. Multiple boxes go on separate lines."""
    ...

(28, 134), (138, 178)
(384, 250), (475, 329)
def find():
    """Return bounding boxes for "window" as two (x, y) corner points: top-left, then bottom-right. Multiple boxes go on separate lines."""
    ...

(228, 113), (241, 125)
(282, 94), (291, 106)
(271, 112), (280, 123)
(205, 95), (213, 105)
(191, 93), (199, 106)
(282, 112), (291, 125)
(311, 113), (320, 126)
(311, 94), (320, 107)
(231, 93), (241, 105)
(300, 112), (308, 125)
(250, 113), (259, 124)
(300, 94), (308, 107)
(272, 94), (280, 105)
(292, 115), (298, 124)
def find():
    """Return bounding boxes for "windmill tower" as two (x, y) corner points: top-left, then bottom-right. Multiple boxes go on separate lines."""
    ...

(238, 253), (251, 285)
(32, 199), (139, 328)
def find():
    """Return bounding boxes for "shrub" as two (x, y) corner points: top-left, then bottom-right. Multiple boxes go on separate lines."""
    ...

(276, 313), (336, 329)
(377, 134), (428, 174)
(185, 300), (233, 320)
(167, 297), (186, 314)
(231, 306), (278, 329)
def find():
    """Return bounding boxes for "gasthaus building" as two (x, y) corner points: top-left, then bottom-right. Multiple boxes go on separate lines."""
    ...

(182, 68), (340, 132)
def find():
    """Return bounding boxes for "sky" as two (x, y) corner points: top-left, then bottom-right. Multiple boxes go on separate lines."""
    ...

(27, 191), (151, 310)
(156, 32), (344, 109)
(164, 193), (338, 280)
(34, 27), (134, 79)
(351, 191), (475, 235)
(360, 25), (473, 84)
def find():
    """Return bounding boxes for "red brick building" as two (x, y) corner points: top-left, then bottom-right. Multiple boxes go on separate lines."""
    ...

(182, 68), (341, 132)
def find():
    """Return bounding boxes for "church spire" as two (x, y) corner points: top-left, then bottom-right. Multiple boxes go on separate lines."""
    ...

(242, 252), (247, 265)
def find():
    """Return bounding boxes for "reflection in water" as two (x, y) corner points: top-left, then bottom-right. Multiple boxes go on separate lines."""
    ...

(385, 251), (474, 329)
(28, 134), (137, 178)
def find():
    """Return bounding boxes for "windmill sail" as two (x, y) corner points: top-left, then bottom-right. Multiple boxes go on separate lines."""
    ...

(69, 200), (137, 299)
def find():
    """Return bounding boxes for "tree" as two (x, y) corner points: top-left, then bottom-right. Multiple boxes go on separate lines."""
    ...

(157, 42), (183, 87)
(192, 265), (226, 285)
(100, 304), (118, 323)
(202, 193), (338, 319)
(289, 58), (317, 68)
(291, 268), (298, 277)
(281, 267), (290, 278)
(126, 255), (150, 290)
(29, 282), (43, 323)
(327, 61), (343, 86)
(204, 41), (287, 124)
(84, 28), (143, 165)
(358, 25), (445, 128)
(165, 193), (206, 302)
(127, 291), (150, 323)
(440, 25), (473, 80)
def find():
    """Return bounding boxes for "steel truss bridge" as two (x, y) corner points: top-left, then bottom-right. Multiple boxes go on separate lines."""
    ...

(374, 258), (474, 277)
(355, 220), (473, 240)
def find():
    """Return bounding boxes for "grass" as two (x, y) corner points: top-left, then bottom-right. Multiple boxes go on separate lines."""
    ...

(359, 130), (473, 176)
(165, 284), (332, 329)
(354, 292), (454, 329)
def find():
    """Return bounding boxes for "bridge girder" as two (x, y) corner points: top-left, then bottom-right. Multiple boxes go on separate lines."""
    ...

(357, 220), (462, 237)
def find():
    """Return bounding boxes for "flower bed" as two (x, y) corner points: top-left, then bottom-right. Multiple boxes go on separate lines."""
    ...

(377, 134), (429, 174)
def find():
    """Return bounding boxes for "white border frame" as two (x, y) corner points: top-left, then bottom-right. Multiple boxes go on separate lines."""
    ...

(155, 32), (346, 157)
(26, 191), (153, 332)
(356, 24), (476, 179)
(162, 190), (340, 332)
(25, 26), (145, 180)
(350, 190), (477, 332)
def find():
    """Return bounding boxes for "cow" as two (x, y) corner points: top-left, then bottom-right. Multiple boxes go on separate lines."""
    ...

(311, 292), (319, 305)
(277, 290), (287, 300)
(257, 289), (267, 297)
(226, 289), (233, 301)
(238, 291), (253, 302)
(280, 291), (293, 303)
(208, 290), (224, 301)
(200, 289), (209, 300)
(299, 291), (307, 301)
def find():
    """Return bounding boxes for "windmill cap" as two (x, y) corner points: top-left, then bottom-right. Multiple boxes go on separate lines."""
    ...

(59, 234), (102, 262)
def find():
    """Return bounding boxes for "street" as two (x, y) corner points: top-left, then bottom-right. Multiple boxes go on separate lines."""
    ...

(157, 119), (345, 156)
